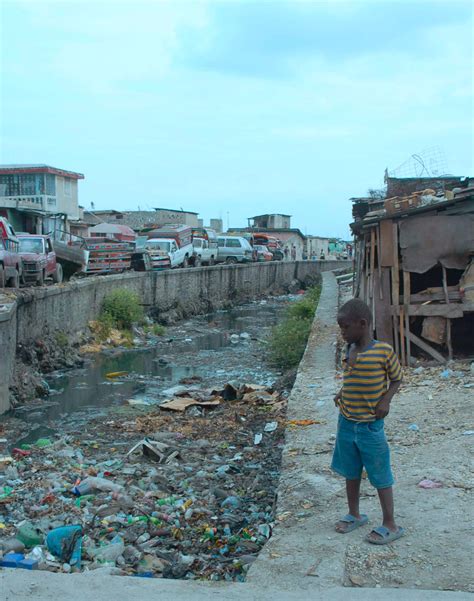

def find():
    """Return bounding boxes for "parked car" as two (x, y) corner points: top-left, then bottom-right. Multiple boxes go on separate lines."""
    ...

(253, 244), (273, 262)
(0, 217), (23, 288)
(216, 236), (253, 264)
(17, 234), (63, 285)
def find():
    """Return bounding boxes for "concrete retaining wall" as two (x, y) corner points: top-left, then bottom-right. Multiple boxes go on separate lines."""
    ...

(0, 260), (344, 413)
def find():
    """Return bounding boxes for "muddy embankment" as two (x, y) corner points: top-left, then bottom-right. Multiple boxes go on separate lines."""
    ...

(2, 261), (341, 411)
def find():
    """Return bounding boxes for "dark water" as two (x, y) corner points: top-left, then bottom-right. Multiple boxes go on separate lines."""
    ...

(11, 301), (284, 431)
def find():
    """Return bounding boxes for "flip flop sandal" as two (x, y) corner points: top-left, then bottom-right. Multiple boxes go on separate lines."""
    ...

(335, 513), (368, 533)
(366, 526), (405, 545)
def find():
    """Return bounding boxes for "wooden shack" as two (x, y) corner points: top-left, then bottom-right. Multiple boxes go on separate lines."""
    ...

(351, 186), (474, 364)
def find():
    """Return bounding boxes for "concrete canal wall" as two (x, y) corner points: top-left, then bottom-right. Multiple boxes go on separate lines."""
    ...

(0, 260), (344, 413)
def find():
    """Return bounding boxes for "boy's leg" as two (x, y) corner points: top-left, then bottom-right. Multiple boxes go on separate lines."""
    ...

(335, 478), (362, 533)
(366, 486), (398, 541)
(358, 421), (401, 540)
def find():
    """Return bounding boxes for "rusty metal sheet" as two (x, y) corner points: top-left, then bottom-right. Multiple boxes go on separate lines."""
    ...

(399, 215), (474, 273)
(379, 219), (394, 267)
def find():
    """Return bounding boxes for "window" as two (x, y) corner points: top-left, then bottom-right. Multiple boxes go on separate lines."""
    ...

(145, 240), (171, 252)
(45, 174), (56, 196)
(226, 238), (241, 248)
(217, 238), (225, 247)
(19, 237), (45, 254)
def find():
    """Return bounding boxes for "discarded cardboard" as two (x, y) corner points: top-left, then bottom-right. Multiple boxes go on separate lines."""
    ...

(159, 397), (221, 412)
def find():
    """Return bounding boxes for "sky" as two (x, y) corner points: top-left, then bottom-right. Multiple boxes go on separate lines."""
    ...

(1, 0), (472, 238)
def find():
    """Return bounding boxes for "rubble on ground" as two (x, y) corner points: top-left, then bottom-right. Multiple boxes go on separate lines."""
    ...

(0, 381), (287, 581)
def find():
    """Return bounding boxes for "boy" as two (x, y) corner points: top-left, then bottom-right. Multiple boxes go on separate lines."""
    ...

(332, 298), (404, 544)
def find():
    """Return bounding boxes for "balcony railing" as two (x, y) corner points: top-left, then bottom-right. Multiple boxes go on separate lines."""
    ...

(0, 195), (57, 211)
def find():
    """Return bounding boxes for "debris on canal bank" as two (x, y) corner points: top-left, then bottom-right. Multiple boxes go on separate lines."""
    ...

(0, 380), (288, 581)
(1, 295), (316, 581)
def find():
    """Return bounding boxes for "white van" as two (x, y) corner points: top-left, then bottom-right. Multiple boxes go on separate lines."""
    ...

(216, 236), (254, 264)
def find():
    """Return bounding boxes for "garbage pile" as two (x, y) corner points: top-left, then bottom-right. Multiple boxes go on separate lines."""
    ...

(0, 382), (287, 581)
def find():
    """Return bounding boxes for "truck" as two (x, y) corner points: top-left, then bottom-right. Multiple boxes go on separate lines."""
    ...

(0, 217), (23, 288)
(17, 234), (63, 285)
(252, 233), (284, 261)
(191, 227), (218, 266)
(145, 225), (194, 269)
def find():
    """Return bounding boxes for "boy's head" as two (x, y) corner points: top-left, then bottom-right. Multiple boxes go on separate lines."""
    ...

(337, 298), (372, 344)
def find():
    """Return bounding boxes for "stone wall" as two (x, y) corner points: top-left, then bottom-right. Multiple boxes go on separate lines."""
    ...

(0, 260), (344, 413)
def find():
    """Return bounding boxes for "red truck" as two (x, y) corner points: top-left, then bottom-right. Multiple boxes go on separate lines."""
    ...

(17, 234), (63, 285)
(0, 217), (23, 288)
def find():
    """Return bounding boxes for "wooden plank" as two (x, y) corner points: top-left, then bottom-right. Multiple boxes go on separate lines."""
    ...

(379, 219), (394, 267)
(376, 225), (383, 300)
(391, 222), (400, 359)
(392, 315), (400, 356)
(446, 318), (453, 361)
(391, 304), (464, 318)
(391, 223), (399, 305)
(408, 331), (447, 364)
(374, 268), (393, 344)
(442, 266), (450, 304)
(370, 228), (376, 300)
(405, 290), (461, 303)
(403, 271), (411, 362)
(399, 309), (406, 366)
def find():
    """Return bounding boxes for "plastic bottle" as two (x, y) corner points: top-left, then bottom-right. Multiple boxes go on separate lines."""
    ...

(92, 535), (125, 563)
(72, 477), (123, 496)
(17, 523), (44, 548)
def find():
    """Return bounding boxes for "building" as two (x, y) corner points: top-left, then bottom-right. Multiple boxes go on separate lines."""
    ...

(83, 207), (199, 232)
(305, 236), (329, 260)
(210, 218), (223, 233)
(231, 225), (306, 260)
(351, 184), (474, 364)
(248, 214), (292, 229)
(386, 175), (471, 198)
(0, 164), (84, 237)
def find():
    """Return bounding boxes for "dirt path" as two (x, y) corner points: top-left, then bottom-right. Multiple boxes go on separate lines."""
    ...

(248, 273), (473, 593)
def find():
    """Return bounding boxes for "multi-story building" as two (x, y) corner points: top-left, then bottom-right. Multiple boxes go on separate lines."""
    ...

(0, 164), (83, 237)
(248, 214), (291, 229)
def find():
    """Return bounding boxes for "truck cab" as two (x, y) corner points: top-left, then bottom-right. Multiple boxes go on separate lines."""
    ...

(191, 228), (218, 266)
(17, 234), (63, 285)
(145, 225), (194, 269)
(0, 217), (22, 288)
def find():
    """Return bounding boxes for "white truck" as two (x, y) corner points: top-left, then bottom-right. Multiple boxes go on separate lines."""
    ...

(145, 225), (194, 269)
(191, 227), (218, 266)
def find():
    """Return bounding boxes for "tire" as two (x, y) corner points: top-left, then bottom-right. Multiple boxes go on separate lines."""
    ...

(0, 265), (5, 288)
(226, 256), (238, 265)
(36, 270), (45, 287)
(52, 263), (63, 284)
(8, 269), (20, 288)
(182, 257), (189, 268)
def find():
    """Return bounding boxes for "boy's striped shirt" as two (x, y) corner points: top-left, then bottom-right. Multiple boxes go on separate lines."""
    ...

(340, 340), (402, 422)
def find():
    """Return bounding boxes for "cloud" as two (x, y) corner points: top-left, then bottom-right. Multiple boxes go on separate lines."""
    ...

(178, 0), (472, 78)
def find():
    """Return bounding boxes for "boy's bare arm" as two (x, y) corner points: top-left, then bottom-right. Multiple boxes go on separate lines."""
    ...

(375, 379), (402, 419)
(334, 387), (343, 407)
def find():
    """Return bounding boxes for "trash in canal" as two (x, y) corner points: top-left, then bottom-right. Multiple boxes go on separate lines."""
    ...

(106, 371), (129, 379)
(0, 379), (287, 581)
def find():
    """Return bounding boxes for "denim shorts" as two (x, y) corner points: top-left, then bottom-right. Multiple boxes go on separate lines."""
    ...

(331, 413), (394, 489)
